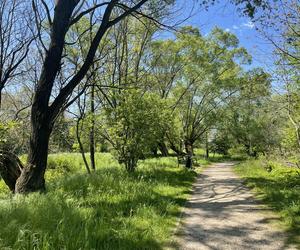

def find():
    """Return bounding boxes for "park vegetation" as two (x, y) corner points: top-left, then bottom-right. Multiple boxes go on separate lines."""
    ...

(0, 0), (300, 249)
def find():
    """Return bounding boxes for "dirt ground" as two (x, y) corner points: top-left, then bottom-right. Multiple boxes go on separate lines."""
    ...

(170, 162), (298, 250)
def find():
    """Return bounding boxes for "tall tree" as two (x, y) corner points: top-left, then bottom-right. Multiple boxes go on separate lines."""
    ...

(1, 0), (175, 193)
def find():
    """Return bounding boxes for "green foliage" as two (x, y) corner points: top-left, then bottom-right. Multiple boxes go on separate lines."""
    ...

(235, 160), (300, 246)
(150, 26), (252, 155)
(212, 68), (275, 156)
(0, 121), (24, 153)
(50, 116), (74, 153)
(0, 154), (196, 250)
(210, 133), (232, 155)
(104, 90), (171, 171)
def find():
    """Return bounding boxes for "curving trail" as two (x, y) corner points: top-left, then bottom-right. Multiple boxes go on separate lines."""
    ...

(171, 163), (297, 250)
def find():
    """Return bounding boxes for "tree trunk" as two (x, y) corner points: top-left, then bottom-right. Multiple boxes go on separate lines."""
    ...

(151, 147), (158, 157)
(158, 142), (169, 156)
(125, 158), (137, 172)
(205, 131), (209, 159)
(0, 151), (23, 192)
(0, 86), (3, 109)
(76, 118), (91, 174)
(295, 125), (300, 151)
(15, 114), (52, 193)
(169, 144), (185, 156)
(89, 83), (96, 171)
(13, 1), (80, 193)
(185, 141), (194, 169)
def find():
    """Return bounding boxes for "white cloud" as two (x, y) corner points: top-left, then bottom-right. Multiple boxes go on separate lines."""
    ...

(232, 25), (239, 30)
(241, 21), (255, 29)
(225, 28), (231, 32)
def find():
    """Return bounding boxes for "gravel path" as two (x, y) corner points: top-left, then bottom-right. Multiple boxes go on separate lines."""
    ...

(171, 162), (297, 250)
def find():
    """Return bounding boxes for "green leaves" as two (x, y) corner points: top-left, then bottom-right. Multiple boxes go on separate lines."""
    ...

(104, 90), (170, 171)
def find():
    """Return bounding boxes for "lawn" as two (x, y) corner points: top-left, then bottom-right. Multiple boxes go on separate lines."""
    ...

(234, 160), (300, 247)
(0, 153), (197, 250)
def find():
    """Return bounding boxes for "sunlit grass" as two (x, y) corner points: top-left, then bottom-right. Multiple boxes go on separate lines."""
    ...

(0, 153), (197, 249)
(235, 160), (300, 247)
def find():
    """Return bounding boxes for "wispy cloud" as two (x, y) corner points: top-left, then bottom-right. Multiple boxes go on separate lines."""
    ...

(241, 21), (255, 29)
(231, 21), (255, 33)
(225, 28), (231, 32)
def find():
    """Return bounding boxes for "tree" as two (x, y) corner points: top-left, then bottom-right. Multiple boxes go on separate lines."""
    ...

(1, 0), (174, 193)
(255, 0), (300, 153)
(153, 27), (250, 168)
(218, 69), (273, 157)
(103, 90), (169, 172)
(0, 0), (276, 192)
(0, 0), (33, 108)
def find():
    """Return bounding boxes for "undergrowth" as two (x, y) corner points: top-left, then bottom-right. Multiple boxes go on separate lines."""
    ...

(235, 159), (300, 247)
(0, 153), (196, 250)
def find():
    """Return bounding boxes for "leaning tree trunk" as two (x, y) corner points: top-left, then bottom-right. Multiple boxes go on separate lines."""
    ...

(158, 142), (169, 156)
(0, 151), (23, 192)
(14, 1), (79, 193)
(185, 141), (194, 169)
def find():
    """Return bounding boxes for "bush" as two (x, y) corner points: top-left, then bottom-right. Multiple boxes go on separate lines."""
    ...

(104, 90), (170, 172)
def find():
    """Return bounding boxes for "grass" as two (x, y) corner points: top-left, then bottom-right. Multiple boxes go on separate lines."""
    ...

(0, 153), (197, 250)
(234, 159), (300, 247)
(194, 148), (245, 166)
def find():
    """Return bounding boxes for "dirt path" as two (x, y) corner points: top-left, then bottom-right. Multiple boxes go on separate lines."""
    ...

(171, 162), (297, 250)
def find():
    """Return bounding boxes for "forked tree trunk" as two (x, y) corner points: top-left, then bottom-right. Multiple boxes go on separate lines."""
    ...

(125, 158), (137, 172)
(1, 0), (148, 193)
(14, 1), (78, 193)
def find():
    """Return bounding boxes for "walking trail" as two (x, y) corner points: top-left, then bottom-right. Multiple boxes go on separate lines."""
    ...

(170, 162), (297, 250)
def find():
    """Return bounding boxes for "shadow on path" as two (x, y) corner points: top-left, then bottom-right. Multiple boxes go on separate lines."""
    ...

(170, 163), (297, 250)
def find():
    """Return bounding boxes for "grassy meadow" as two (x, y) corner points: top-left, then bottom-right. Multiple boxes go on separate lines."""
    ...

(0, 153), (197, 250)
(234, 160), (300, 246)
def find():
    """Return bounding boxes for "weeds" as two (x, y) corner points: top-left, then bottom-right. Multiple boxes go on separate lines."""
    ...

(0, 153), (196, 250)
(235, 160), (300, 246)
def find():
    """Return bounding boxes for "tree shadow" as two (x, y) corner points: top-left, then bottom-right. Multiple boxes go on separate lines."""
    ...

(171, 170), (298, 249)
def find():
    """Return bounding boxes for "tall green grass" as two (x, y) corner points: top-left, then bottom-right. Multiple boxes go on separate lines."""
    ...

(235, 160), (300, 246)
(0, 154), (196, 250)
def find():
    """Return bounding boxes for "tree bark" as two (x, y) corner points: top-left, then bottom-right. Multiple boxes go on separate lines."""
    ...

(205, 131), (209, 159)
(15, 115), (52, 193)
(185, 141), (194, 169)
(125, 158), (137, 172)
(14, 1), (78, 193)
(76, 118), (91, 174)
(0, 151), (23, 192)
(158, 142), (169, 156)
(89, 83), (96, 171)
(5, 0), (149, 193)
(0, 86), (3, 109)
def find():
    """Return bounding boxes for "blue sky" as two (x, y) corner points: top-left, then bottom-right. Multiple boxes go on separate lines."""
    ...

(165, 1), (275, 72)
